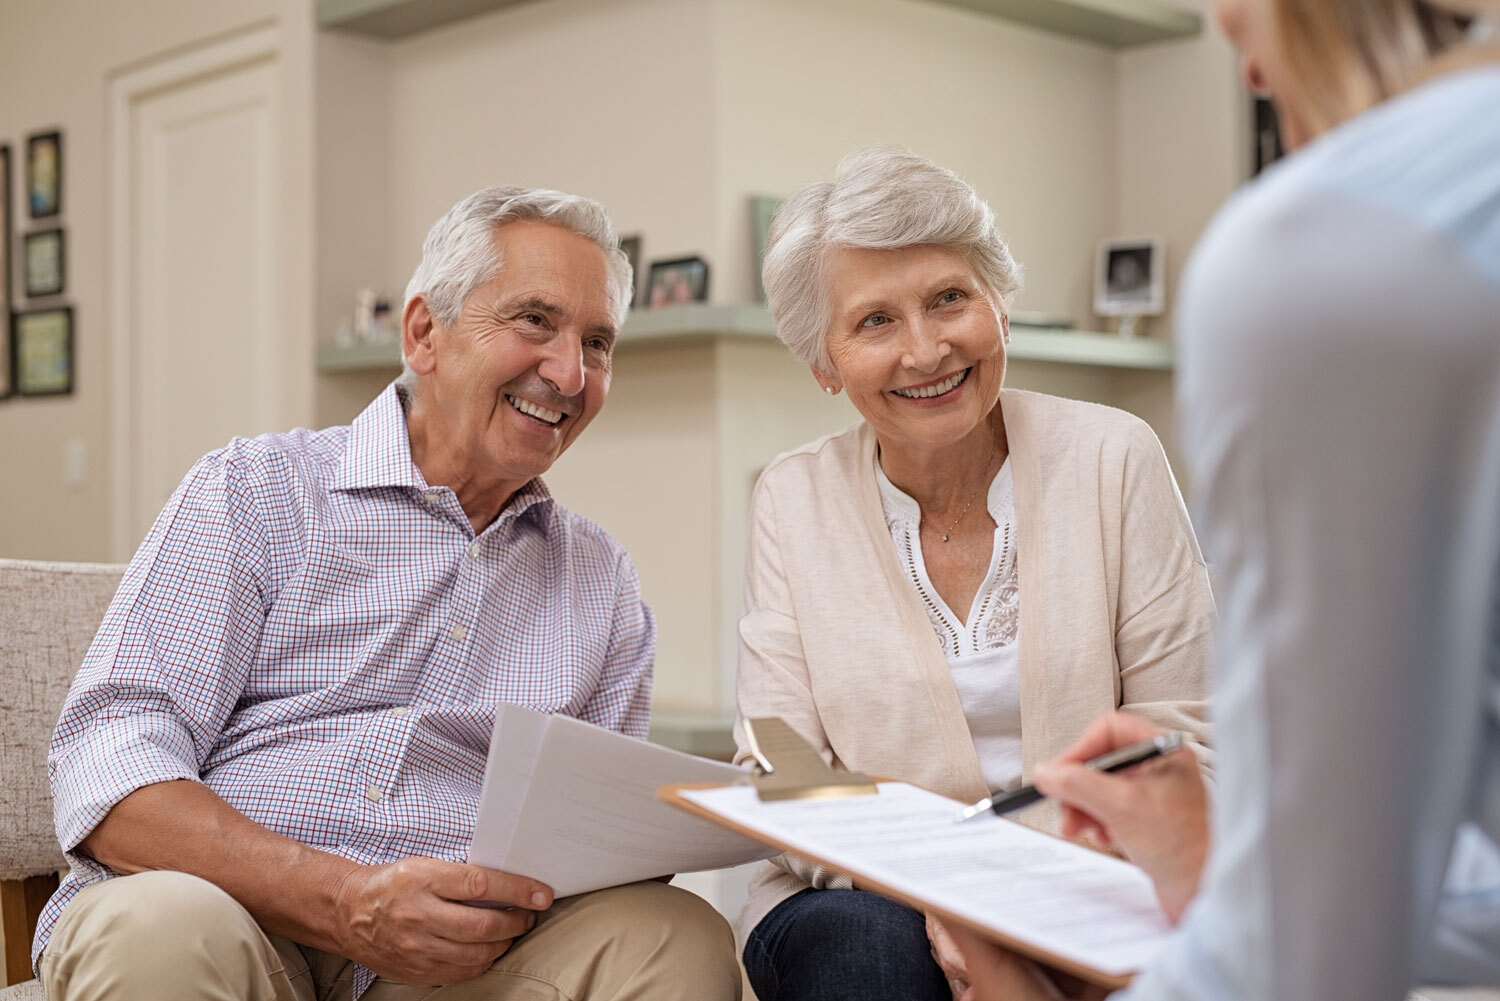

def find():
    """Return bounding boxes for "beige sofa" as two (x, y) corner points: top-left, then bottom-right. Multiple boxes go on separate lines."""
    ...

(0, 560), (123, 999)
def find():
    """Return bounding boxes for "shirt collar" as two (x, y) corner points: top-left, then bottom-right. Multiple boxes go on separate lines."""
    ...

(333, 383), (425, 492)
(874, 453), (1013, 525)
(331, 383), (557, 526)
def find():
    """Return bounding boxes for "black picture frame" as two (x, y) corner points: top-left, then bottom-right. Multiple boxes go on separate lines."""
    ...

(644, 256), (710, 309)
(27, 130), (62, 219)
(618, 234), (642, 308)
(0, 144), (12, 322)
(23, 228), (65, 298)
(1252, 98), (1284, 176)
(12, 305), (74, 397)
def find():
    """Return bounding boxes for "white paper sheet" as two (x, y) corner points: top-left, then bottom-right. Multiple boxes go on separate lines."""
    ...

(468, 705), (775, 897)
(680, 781), (1171, 977)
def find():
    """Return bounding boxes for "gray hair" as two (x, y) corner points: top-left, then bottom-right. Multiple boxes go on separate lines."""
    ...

(397, 186), (632, 391)
(762, 147), (1023, 373)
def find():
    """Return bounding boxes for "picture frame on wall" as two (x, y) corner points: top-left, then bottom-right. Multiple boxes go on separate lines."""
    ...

(0, 144), (12, 322)
(618, 234), (642, 308)
(12, 305), (74, 396)
(645, 256), (710, 309)
(23, 228), (65, 298)
(1252, 98), (1284, 176)
(27, 130), (62, 219)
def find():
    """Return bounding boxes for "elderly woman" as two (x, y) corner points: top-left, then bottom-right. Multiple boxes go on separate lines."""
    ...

(733, 147), (1216, 1001)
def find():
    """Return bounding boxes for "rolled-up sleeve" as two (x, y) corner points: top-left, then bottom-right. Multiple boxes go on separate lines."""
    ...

(48, 447), (270, 853)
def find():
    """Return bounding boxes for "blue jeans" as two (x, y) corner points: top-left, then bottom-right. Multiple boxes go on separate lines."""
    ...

(743, 888), (950, 1001)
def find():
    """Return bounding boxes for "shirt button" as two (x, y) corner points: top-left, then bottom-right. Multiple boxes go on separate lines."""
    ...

(425, 491), (440, 506)
(392, 706), (411, 717)
(469, 542), (481, 558)
(451, 624), (466, 642)
(365, 785), (384, 803)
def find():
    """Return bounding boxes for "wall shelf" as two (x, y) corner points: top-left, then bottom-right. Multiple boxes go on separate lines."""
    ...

(315, 304), (1174, 374)
(316, 0), (1199, 48)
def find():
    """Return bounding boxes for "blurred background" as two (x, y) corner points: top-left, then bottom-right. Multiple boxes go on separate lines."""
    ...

(0, 0), (1252, 915)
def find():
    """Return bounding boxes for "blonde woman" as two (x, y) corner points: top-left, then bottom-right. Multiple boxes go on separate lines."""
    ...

(954, 1), (1500, 998)
(734, 148), (1216, 1001)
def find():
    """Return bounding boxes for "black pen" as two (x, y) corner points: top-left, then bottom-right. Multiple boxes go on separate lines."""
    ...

(957, 731), (1186, 822)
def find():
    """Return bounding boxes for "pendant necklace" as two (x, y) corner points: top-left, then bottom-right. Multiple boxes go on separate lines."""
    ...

(922, 435), (997, 543)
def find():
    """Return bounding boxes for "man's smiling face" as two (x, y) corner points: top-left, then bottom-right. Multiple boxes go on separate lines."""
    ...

(414, 220), (619, 490)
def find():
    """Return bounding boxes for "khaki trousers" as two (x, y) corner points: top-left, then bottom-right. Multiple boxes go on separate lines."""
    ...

(39, 870), (741, 1001)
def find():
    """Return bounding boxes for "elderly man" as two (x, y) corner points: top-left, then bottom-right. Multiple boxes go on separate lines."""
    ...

(33, 187), (740, 1001)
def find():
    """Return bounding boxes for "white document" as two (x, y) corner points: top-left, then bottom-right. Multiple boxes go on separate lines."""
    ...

(468, 704), (776, 898)
(680, 782), (1172, 979)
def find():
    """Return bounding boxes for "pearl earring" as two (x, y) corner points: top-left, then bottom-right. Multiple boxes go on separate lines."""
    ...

(824, 386), (836, 395)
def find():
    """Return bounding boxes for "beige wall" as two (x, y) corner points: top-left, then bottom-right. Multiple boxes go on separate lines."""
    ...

(0, 0), (318, 562)
(711, 0), (1120, 326)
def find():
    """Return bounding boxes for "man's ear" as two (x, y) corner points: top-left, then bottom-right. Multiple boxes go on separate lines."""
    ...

(402, 296), (439, 376)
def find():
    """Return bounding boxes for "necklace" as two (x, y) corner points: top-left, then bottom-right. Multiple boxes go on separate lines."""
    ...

(922, 435), (997, 543)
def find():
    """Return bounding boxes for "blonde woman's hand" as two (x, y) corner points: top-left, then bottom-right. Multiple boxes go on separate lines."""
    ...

(947, 926), (1112, 1001)
(925, 913), (971, 999)
(1033, 712), (1209, 922)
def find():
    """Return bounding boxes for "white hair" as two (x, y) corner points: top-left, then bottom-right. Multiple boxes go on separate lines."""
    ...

(396, 186), (632, 392)
(762, 147), (1024, 373)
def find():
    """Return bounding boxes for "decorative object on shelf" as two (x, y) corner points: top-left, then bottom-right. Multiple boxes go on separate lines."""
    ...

(645, 256), (710, 308)
(23, 228), (65, 297)
(750, 196), (782, 304)
(337, 287), (398, 348)
(1094, 235), (1165, 339)
(12, 305), (73, 396)
(26, 130), (61, 219)
(1252, 98), (1284, 176)
(618, 234), (642, 307)
(0, 144), (11, 320)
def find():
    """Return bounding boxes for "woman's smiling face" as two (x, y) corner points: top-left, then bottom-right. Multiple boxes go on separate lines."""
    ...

(820, 244), (1008, 453)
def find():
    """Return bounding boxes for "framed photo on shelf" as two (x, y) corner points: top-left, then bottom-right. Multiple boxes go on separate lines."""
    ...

(27, 130), (62, 219)
(13, 305), (74, 396)
(645, 256), (710, 308)
(0, 144), (12, 320)
(618, 234), (642, 307)
(1094, 236), (1165, 319)
(750, 195), (782, 304)
(23, 228), (65, 297)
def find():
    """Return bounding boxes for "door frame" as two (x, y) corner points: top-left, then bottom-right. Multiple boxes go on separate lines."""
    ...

(106, 23), (281, 561)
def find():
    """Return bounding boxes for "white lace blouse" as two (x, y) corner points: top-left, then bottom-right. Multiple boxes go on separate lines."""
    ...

(875, 458), (1023, 793)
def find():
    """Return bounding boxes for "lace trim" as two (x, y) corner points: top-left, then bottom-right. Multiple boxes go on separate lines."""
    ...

(878, 465), (1020, 657)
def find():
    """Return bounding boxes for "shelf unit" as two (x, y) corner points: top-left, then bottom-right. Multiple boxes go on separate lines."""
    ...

(315, 0), (1200, 48)
(315, 304), (1174, 374)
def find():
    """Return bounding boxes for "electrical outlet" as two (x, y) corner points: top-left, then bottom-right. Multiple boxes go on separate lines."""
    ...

(65, 438), (87, 490)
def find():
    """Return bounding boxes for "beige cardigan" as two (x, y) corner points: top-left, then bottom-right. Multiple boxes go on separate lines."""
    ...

(732, 389), (1216, 943)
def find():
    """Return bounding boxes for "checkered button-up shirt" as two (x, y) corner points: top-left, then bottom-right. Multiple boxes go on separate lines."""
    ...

(37, 384), (655, 996)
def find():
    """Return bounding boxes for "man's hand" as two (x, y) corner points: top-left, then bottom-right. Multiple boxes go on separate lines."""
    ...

(332, 858), (554, 986)
(1033, 712), (1209, 922)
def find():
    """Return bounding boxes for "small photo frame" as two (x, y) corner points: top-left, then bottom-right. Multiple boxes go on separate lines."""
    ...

(13, 306), (74, 396)
(618, 234), (642, 308)
(27, 130), (62, 219)
(1094, 236), (1165, 317)
(750, 196), (782, 304)
(645, 256), (710, 308)
(0, 144), (12, 319)
(23, 228), (65, 298)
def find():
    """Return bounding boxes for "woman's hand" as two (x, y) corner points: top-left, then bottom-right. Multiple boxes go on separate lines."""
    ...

(947, 926), (1112, 1001)
(1033, 712), (1210, 922)
(926, 913), (971, 998)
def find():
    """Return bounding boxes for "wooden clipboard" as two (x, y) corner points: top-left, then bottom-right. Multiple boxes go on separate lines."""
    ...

(657, 719), (1151, 990)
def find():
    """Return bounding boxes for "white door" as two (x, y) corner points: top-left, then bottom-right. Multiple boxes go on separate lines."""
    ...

(111, 30), (282, 556)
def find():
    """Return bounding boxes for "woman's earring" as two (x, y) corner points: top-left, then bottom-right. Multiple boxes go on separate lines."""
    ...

(824, 385), (838, 395)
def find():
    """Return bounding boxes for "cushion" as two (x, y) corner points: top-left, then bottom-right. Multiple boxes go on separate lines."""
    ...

(0, 560), (123, 880)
